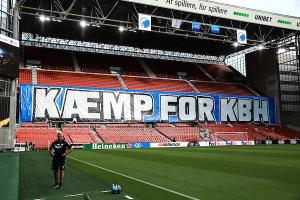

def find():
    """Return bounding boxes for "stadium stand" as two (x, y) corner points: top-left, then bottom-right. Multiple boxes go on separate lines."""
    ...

(105, 123), (145, 128)
(200, 64), (244, 83)
(16, 128), (57, 149)
(62, 128), (99, 144)
(144, 59), (210, 80)
(24, 47), (74, 71)
(37, 70), (122, 89)
(17, 48), (300, 145)
(96, 128), (170, 143)
(20, 123), (49, 128)
(191, 81), (256, 96)
(123, 76), (195, 92)
(156, 126), (202, 142)
(272, 126), (300, 139)
(77, 52), (147, 76)
(19, 68), (32, 84)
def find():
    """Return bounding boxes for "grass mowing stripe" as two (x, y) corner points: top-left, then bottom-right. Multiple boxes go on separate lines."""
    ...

(69, 156), (201, 200)
(65, 193), (84, 197)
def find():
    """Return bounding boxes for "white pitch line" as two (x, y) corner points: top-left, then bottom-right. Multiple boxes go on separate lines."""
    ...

(101, 190), (111, 193)
(65, 193), (84, 197)
(69, 157), (200, 200)
(125, 195), (134, 199)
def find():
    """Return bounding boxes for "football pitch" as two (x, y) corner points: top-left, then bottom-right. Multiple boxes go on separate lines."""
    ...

(4, 145), (300, 200)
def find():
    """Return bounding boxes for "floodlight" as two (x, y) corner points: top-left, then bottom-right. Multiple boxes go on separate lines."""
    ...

(39, 15), (46, 22)
(80, 20), (87, 28)
(233, 42), (239, 47)
(119, 26), (124, 32)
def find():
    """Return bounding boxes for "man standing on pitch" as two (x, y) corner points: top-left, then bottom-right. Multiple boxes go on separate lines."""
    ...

(49, 131), (72, 189)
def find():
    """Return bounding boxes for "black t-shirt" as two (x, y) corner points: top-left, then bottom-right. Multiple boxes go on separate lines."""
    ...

(50, 140), (71, 158)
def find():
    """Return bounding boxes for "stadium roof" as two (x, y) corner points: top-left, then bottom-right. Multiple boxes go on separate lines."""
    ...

(17, 0), (299, 56)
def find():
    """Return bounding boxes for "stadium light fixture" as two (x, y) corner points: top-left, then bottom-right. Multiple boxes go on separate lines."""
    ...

(119, 26), (124, 32)
(233, 42), (239, 47)
(278, 48), (286, 54)
(39, 15), (46, 22)
(258, 44), (264, 50)
(80, 20), (87, 28)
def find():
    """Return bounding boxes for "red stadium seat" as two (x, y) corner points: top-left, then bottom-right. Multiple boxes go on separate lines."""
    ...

(191, 81), (255, 96)
(96, 128), (170, 143)
(124, 76), (195, 92)
(19, 69), (32, 85)
(16, 128), (57, 149)
(37, 70), (122, 89)
(144, 59), (211, 80)
(156, 126), (201, 142)
(200, 64), (243, 83)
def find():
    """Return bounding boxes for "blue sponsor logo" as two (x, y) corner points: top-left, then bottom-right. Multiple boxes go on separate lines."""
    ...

(239, 32), (247, 42)
(211, 25), (220, 34)
(192, 22), (201, 32)
(140, 17), (150, 29)
(129, 142), (150, 149)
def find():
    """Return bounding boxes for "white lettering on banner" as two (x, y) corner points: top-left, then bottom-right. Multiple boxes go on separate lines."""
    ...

(220, 98), (238, 122)
(62, 90), (100, 120)
(160, 95), (178, 121)
(103, 92), (131, 120)
(238, 99), (252, 122)
(253, 99), (269, 122)
(34, 88), (61, 119)
(28, 86), (274, 123)
(178, 97), (196, 121)
(133, 94), (153, 121)
(121, 0), (300, 31)
(197, 97), (215, 122)
(220, 98), (269, 122)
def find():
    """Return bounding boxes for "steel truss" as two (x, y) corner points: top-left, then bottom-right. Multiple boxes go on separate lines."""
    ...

(21, 32), (224, 64)
(16, 0), (299, 47)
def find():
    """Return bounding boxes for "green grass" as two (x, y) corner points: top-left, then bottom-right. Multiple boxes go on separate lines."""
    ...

(18, 145), (300, 200)
(0, 153), (19, 200)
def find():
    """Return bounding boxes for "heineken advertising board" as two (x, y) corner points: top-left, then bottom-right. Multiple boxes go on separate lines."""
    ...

(84, 143), (129, 150)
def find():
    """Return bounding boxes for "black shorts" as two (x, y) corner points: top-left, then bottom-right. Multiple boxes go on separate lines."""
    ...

(51, 157), (66, 171)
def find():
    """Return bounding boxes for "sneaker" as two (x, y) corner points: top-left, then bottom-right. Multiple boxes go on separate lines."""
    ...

(58, 183), (63, 190)
(51, 183), (59, 189)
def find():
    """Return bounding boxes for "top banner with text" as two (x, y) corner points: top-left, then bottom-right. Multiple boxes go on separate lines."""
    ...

(122, 0), (300, 31)
(19, 84), (277, 124)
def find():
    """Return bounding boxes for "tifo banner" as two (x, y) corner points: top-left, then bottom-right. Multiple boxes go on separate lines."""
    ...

(19, 84), (277, 124)
(122, 0), (300, 31)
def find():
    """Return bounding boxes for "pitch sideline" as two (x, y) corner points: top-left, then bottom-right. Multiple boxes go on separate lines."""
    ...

(69, 157), (200, 200)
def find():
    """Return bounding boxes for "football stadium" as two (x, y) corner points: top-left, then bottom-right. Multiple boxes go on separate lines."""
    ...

(0, 0), (300, 199)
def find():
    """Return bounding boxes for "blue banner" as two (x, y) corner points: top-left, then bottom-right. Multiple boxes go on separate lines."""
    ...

(19, 84), (277, 124)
